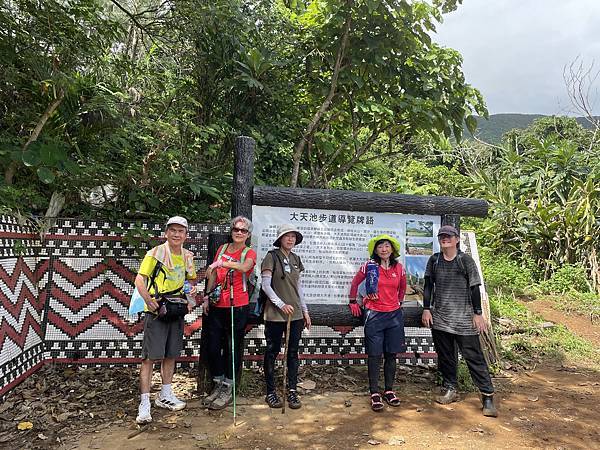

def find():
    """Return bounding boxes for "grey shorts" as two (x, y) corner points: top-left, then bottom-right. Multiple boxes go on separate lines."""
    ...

(141, 314), (185, 360)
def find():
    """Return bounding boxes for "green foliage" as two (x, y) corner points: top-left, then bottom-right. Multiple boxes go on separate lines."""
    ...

(539, 264), (591, 294)
(469, 117), (600, 289)
(479, 247), (534, 294)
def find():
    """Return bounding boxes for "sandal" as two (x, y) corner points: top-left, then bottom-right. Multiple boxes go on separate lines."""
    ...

(383, 391), (401, 407)
(265, 392), (283, 409)
(370, 393), (384, 412)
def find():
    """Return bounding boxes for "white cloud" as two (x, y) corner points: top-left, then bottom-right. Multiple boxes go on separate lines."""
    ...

(434, 0), (600, 114)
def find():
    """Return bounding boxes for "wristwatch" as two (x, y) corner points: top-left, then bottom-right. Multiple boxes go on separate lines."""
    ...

(473, 309), (483, 315)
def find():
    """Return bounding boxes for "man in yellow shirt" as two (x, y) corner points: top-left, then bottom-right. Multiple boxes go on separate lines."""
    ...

(134, 216), (197, 424)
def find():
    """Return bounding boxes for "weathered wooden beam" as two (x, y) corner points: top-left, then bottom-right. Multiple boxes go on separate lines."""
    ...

(254, 186), (488, 218)
(247, 303), (423, 328)
(232, 136), (255, 220)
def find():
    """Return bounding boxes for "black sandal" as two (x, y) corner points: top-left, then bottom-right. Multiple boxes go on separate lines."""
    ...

(383, 391), (401, 407)
(370, 393), (384, 412)
(265, 392), (283, 408)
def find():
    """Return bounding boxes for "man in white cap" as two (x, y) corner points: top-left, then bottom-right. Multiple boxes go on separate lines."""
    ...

(134, 216), (197, 424)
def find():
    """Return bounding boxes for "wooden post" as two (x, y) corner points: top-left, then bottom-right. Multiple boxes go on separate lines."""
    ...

(197, 232), (230, 395)
(231, 136), (255, 220)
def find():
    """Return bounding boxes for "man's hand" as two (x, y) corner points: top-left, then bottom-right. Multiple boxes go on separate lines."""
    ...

(303, 311), (311, 330)
(421, 309), (433, 328)
(145, 296), (159, 312)
(281, 304), (294, 315)
(473, 314), (487, 333)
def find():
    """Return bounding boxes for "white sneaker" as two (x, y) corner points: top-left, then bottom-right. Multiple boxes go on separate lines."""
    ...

(136, 402), (152, 424)
(155, 393), (186, 411)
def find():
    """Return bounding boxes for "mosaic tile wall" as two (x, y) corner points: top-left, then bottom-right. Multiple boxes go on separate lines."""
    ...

(0, 216), (443, 398)
(0, 216), (46, 398)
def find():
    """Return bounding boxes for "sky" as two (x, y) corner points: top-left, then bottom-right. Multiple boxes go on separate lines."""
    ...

(434, 0), (600, 115)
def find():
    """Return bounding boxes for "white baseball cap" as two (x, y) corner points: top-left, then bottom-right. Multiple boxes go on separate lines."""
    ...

(166, 216), (188, 229)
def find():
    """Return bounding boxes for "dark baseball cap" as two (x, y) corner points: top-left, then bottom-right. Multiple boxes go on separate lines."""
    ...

(437, 225), (459, 237)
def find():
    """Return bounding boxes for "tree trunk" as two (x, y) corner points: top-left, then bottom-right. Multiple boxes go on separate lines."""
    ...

(290, 1), (353, 187)
(5, 89), (65, 185)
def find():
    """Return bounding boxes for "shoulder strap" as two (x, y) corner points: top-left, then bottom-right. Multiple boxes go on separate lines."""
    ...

(272, 250), (286, 279)
(216, 243), (228, 260)
(147, 260), (164, 295)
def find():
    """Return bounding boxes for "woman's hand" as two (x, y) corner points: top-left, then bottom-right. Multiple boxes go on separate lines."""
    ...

(349, 300), (362, 317)
(303, 311), (311, 330)
(281, 304), (294, 315)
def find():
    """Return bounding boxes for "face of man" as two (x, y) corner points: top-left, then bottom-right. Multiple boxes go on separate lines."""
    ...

(165, 224), (187, 249)
(438, 233), (459, 250)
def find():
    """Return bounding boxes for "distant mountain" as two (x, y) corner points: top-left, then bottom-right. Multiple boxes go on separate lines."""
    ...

(466, 113), (596, 143)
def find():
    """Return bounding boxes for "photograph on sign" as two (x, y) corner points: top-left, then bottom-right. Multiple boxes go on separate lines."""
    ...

(252, 206), (440, 306)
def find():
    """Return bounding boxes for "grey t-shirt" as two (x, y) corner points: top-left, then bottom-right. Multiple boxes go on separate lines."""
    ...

(261, 250), (304, 322)
(425, 252), (481, 335)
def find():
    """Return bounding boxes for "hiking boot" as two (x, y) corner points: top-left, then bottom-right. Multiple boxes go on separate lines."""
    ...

(481, 394), (498, 417)
(202, 380), (223, 406)
(208, 382), (232, 410)
(136, 401), (152, 424)
(155, 393), (186, 411)
(265, 392), (283, 408)
(287, 389), (301, 409)
(435, 387), (459, 405)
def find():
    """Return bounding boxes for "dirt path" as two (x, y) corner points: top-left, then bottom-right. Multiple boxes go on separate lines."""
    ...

(67, 365), (599, 450)
(525, 299), (600, 348)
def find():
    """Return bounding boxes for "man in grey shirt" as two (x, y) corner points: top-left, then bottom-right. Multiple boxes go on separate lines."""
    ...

(421, 225), (497, 417)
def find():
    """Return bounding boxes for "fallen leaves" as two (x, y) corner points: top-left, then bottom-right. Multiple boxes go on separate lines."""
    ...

(17, 421), (33, 431)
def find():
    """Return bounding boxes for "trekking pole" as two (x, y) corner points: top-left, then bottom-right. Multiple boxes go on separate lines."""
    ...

(228, 269), (237, 426)
(282, 313), (292, 414)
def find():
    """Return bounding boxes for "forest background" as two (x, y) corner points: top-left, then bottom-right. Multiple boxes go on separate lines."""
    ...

(1, 0), (599, 366)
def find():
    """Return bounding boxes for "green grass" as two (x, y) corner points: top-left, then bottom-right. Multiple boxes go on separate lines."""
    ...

(489, 293), (599, 366)
(547, 291), (600, 317)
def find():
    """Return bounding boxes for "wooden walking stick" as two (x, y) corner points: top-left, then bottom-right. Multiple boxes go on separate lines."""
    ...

(282, 313), (292, 414)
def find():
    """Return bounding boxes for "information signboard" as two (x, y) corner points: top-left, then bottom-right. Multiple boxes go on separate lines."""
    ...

(251, 205), (441, 305)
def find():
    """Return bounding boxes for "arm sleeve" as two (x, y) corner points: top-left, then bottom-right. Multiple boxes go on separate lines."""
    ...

(470, 285), (482, 313)
(261, 274), (286, 309)
(298, 276), (308, 313)
(349, 264), (367, 299)
(423, 276), (433, 309)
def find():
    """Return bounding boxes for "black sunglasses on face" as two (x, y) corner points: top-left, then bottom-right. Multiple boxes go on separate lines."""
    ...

(232, 227), (249, 234)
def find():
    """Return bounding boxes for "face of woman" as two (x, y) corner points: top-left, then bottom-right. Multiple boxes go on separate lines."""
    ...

(231, 221), (250, 243)
(280, 232), (297, 251)
(375, 241), (393, 260)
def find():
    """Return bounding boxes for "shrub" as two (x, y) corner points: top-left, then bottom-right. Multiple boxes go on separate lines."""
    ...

(539, 264), (591, 294)
(480, 248), (534, 294)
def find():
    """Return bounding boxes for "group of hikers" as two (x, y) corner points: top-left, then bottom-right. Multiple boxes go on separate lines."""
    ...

(132, 215), (498, 425)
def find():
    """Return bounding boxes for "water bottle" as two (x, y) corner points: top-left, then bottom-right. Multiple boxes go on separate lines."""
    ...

(183, 280), (195, 306)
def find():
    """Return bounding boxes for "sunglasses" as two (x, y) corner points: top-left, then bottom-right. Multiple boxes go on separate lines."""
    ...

(232, 227), (249, 234)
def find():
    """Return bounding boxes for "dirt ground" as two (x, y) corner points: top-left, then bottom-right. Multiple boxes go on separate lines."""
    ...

(4, 299), (600, 450)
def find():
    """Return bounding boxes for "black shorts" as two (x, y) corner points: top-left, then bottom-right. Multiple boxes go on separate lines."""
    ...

(141, 314), (184, 360)
(363, 308), (406, 356)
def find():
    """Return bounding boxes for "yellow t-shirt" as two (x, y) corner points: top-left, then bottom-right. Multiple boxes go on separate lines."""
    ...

(138, 254), (196, 311)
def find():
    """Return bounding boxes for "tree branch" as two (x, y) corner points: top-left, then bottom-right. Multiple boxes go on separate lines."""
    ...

(289, 0), (354, 187)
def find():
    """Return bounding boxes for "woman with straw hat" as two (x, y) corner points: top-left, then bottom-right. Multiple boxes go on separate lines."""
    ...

(349, 234), (407, 412)
(261, 224), (311, 410)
